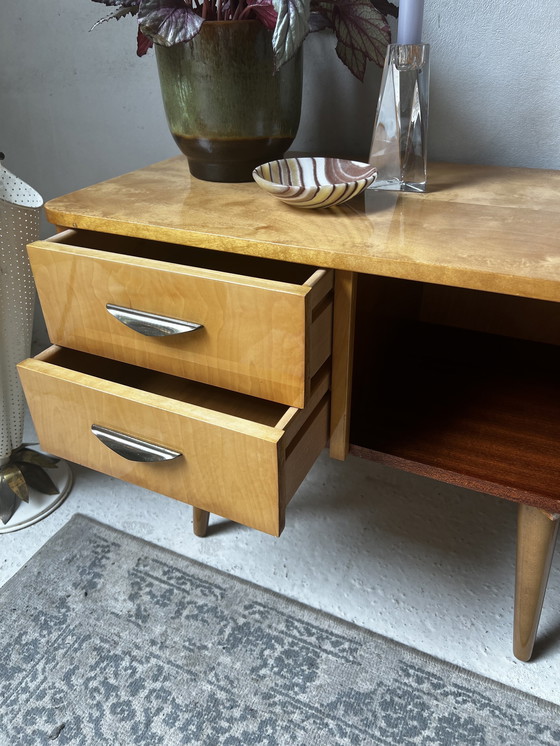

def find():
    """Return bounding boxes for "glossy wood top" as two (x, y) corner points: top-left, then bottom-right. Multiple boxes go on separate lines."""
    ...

(45, 157), (560, 301)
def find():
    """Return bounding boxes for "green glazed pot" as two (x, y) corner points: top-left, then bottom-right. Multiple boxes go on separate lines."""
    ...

(155, 21), (303, 183)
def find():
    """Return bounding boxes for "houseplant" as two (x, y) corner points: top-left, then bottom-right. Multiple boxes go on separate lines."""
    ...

(92, 0), (398, 181)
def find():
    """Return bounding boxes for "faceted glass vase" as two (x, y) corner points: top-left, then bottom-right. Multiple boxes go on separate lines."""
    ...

(368, 44), (430, 192)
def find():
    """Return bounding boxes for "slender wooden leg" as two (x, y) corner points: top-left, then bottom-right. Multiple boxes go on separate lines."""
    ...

(514, 505), (559, 661)
(329, 270), (357, 461)
(193, 507), (210, 537)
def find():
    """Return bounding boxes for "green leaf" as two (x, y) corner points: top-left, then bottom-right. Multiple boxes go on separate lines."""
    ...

(91, 5), (139, 31)
(335, 39), (368, 81)
(272, 0), (310, 71)
(371, 0), (398, 19)
(17, 463), (59, 496)
(318, 0), (390, 79)
(138, 0), (203, 47)
(91, 0), (138, 6)
(0, 465), (29, 503)
(0, 478), (17, 525)
(14, 448), (60, 470)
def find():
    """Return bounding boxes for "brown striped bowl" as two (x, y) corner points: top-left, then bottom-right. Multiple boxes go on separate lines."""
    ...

(252, 157), (377, 208)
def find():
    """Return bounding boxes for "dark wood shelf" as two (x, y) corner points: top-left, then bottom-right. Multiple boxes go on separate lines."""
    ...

(350, 321), (560, 512)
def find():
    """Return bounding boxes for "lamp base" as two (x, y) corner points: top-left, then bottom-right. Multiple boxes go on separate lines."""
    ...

(0, 460), (73, 533)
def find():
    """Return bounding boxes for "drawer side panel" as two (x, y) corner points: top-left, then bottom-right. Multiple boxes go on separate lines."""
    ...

(283, 395), (330, 505)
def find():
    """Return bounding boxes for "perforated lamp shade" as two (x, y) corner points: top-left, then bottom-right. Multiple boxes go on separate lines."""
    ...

(0, 163), (43, 462)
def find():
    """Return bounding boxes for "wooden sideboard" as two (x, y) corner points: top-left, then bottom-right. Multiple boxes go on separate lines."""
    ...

(19, 157), (560, 661)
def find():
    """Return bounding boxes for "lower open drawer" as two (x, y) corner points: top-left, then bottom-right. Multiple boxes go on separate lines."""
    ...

(18, 347), (330, 536)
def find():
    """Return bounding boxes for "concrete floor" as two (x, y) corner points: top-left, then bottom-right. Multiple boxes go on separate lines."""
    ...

(2, 427), (560, 706)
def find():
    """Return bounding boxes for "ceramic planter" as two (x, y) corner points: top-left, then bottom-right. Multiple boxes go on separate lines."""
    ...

(155, 21), (303, 183)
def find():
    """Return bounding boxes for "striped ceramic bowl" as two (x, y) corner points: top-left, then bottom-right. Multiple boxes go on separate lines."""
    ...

(252, 157), (377, 208)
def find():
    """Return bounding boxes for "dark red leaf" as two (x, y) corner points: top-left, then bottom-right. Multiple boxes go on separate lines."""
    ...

(137, 28), (154, 55)
(90, 4), (139, 31)
(138, 0), (204, 46)
(245, 0), (278, 29)
(335, 39), (368, 80)
(319, 0), (390, 77)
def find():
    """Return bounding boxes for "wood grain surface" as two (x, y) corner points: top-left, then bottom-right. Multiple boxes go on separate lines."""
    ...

(44, 158), (560, 302)
(18, 348), (328, 535)
(350, 321), (560, 512)
(28, 233), (332, 407)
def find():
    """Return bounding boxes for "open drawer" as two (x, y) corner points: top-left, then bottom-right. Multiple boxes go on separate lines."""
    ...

(27, 230), (333, 408)
(18, 347), (330, 536)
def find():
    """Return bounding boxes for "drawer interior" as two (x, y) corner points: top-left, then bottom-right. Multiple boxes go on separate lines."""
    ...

(21, 348), (330, 535)
(43, 347), (290, 427)
(53, 229), (318, 285)
(30, 231), (333, 407)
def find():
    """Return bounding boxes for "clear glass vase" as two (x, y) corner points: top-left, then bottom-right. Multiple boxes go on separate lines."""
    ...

(368, 44), (430, 192)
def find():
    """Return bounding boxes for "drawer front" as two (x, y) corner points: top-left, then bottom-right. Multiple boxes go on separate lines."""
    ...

(28, 236), (333, 407)
(18, 349), (329, 536)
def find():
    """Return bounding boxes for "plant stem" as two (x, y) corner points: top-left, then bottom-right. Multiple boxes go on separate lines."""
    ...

(232, 0), (244, 20)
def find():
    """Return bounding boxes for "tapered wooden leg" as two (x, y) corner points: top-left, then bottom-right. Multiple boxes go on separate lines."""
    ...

(193, 507), (210, 537)
(514, 505), (559, 661)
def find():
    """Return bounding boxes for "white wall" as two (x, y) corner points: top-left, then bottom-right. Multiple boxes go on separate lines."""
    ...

(1, 0), (559, 346)
(2, 0), (558, 199)
(424, 1), (560, 169)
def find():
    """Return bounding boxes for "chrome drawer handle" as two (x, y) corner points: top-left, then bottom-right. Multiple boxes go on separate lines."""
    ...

(91, 425), (181, 462)
(106, 304), (203, 337)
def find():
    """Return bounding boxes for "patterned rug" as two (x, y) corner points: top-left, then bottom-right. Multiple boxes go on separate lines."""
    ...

(1, 515), (558, 746)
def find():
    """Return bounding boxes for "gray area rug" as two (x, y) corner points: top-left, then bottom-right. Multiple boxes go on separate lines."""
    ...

(1, 515), (558, 746)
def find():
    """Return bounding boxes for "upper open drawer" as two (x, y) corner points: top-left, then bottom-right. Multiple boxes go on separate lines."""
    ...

(28, 230), (333, 408)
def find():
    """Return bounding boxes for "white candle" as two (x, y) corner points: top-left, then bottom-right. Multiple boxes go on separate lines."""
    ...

(396, 0), (424, 45)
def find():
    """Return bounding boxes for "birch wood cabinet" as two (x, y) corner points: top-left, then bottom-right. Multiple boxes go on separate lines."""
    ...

(18, 157), (560, 661)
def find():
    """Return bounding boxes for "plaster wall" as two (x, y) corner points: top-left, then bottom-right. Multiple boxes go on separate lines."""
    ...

(1, 1), (560, 692)
(1, 0), (559, 344)
(1, 0), (558, 197)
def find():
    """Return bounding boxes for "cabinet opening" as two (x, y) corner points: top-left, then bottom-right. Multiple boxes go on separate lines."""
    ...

(350, 275), (560, 506)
